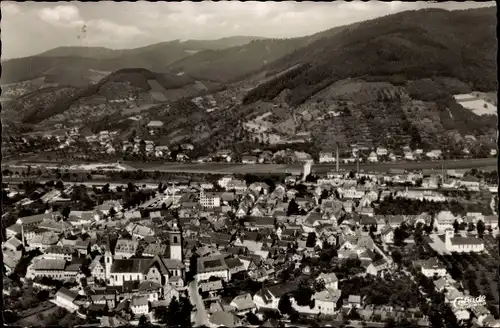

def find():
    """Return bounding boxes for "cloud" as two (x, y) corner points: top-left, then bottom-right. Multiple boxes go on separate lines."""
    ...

(87, 19), (145, 40)
(2, 1), (495, 59)
(38, 4), (84, 27)
(1, 2), (21, 15)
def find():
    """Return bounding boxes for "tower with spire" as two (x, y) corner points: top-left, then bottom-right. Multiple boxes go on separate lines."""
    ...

(104, 236), (113, 283)
(169, 220), (182, 262)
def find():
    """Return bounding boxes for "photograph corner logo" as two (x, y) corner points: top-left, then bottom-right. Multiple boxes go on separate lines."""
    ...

(453, 295), (487, 310)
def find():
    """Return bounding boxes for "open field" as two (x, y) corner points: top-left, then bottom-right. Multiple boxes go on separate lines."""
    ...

(3, 158), (496, 175)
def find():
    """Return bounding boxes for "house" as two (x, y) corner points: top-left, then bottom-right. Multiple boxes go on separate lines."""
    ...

(42, 245), (74, 261)
(314, 288), (342, 315)
(242, 155), (258, 164)
(225, 257), (246, 276)
(376, 147), (388, 156)
(346, 295), (363, 309)
(367, 152), (378, 163)
(196, 255), (230, 282)
(130, 295), (149, 317)
(5, 224), (22, 239)
(366, 259), (390, 276)
(114, 239), (139, 259)
(126, 223), (154, 240)
(90, 256), (106, 281)
(316, 272), (338, 290)
(319, 152), (336, 163)
(52, 287), (80, 313)
(435, 211), (457, 232)
(230, 293), (256, 314)
(420, 257), (446, 277)
(209, 311), (242, 327)
(426, 150), (442, 159)
(380, 226), (394, 244)
(143, 243), (167, 257)
(253, 283), (297, 310)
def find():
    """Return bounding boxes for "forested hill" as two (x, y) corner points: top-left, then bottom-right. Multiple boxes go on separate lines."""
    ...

(243, 7), (497, 106)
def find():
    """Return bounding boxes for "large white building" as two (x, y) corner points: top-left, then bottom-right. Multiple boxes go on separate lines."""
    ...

(443, 229), (485, 253)
(199, 190), (221, 208)
(196, 255), (230, 282)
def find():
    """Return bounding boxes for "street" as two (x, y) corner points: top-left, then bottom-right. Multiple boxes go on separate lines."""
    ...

(188, 280), (210, 327)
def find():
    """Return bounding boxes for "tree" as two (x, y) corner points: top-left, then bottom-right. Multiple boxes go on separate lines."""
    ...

(476, 220), (485, 238)
(55, 180), (64, 189)
(62, 206), (71, 219)
(392, 250), (403, 268)
(294, 280), (314, 306)
(287, 199), (299, 216)
(278, 294), (293, 315)
(306, 232), (317, 248)
(313, 279), (326, 292)
(155, 296), (193, 327)
(139, 314), (149, 326)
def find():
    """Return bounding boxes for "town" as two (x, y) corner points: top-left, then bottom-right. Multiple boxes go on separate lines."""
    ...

(2, 123), (497, 165)
(1, 2), (498, 328)
(2, 162), (499, 327)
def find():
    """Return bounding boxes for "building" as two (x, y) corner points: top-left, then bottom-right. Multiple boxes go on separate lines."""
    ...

(434, 211), (458, 232)
(41, 245), (74, 261)
(230, 293), (256, 315)
(443, 229), (485, 253)
(376, 147), (388, 156)
(114, 239), (139, 259)
(459, 176), (481, 191)
(420, 258), (446, 277)
(303, 160), (313, 181)
(126, 223), (155, 240)
(52, 287), (80, 313)
(200, 190), (221, 208)
(196, 255), (230, 282)
(253, 283), (297, 310)
(169, 222), (183, 262)
(131, 295), (149, 317)
(242, 156), (258, 164)
(90, 255), (106, 281)
(26, 258), (81, 281)
(314, 289), (342, 315)
(367, 152), (378, 163)
(319, 152), (336, 163)
(316, 272), (338, 290)
(105, 254), (185, 287)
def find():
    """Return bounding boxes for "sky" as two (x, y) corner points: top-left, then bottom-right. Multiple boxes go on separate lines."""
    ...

(1, 1), (496, 59)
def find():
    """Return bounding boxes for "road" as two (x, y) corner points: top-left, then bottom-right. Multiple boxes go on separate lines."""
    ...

(188, 280), (210, 327)
(3, 158), (497, 174)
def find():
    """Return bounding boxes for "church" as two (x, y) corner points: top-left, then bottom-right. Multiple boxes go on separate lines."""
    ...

(104, 222), (185, 288)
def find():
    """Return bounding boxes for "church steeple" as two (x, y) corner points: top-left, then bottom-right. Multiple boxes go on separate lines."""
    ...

(169, 220), (182, 261)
